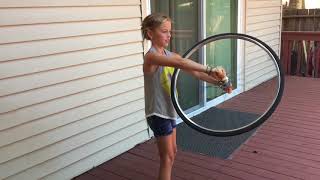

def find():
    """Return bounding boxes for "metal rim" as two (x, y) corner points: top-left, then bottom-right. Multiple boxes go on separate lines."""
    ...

(171, 33), (285, 137)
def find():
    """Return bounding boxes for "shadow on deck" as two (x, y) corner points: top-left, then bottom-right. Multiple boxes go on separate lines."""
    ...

(74, 76), (320, 180)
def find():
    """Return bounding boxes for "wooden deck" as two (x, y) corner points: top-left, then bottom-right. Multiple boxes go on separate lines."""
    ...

(74, 76), (320, 180)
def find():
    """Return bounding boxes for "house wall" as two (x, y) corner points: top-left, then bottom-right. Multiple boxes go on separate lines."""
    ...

(0, 0), (149, 179)
(245, 0), (282, 90)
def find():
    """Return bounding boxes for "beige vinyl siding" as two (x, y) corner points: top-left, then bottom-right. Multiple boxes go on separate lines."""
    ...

(0, 1), (149, 179)
(0, 6), (141, 26)
(245, 0), (282, 90)
(0, 0), (140, 7)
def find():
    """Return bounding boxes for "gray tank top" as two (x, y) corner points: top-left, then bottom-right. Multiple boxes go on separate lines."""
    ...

(144, 47), (178, 120)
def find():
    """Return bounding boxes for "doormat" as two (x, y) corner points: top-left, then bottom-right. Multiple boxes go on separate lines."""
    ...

(176, 108), (259, 159)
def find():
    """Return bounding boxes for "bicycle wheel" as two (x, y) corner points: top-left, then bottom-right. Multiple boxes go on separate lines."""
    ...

(171, 33), (285, 137)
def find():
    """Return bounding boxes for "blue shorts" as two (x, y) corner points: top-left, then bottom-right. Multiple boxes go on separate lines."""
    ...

(147, 115), (177, 137)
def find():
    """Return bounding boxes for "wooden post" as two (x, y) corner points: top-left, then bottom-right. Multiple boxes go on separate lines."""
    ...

(288, 41), (293, 75)
(316, 9), (320, 31)
(282, 39), (290, 74)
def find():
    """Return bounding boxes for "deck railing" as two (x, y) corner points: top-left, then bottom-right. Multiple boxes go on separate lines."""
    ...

(281, 31), (320, 77)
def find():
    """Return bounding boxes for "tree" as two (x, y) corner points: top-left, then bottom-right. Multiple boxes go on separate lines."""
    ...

(288, 0), (305, 9)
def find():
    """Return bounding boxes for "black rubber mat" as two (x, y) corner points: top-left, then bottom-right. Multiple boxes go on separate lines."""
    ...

(176, 108), (259, 159)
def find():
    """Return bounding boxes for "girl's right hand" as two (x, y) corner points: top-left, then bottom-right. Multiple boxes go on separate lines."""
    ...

(224, 86), (233, 94)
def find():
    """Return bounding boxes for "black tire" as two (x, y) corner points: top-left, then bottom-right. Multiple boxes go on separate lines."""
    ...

(171, 33), (285, 137)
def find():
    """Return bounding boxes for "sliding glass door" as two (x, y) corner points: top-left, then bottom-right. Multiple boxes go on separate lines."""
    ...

(151, 0), (200, 111)
(150, 0), (238, 112)
(206, 0), (237, 101)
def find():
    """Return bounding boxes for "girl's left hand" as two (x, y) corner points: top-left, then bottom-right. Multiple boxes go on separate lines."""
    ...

(210, 66), (233, 94)
(210, 66), (226, 81)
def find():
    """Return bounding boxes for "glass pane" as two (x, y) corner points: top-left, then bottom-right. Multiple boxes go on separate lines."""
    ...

(206, 0), (237, 101)
(150, 0), (200, 110)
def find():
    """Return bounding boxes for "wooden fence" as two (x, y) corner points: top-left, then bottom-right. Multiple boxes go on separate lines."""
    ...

(282, 8), (320, 31)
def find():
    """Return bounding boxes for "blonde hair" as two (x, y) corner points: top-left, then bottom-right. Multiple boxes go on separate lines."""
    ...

(141, 13), (171, 40)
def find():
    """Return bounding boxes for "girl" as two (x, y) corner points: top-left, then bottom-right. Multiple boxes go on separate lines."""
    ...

(142, 13), (232, 180)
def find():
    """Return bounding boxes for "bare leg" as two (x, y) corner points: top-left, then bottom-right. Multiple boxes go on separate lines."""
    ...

(156, 133), (176, 180)
(172, 128), (177, 158)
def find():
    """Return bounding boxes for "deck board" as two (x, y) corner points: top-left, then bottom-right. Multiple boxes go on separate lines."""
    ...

(74, 76), (320, 180)
(73, 173), (102, 180)
(88, 168), (129, 180)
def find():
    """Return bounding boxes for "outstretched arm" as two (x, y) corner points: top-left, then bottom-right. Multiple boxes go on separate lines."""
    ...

(185, 67), (233, 94)
(145, 52), (207, 73)
(169, 53), (232, 94)
(145, 52), (225, 81)
(144, 51), (232, 93)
